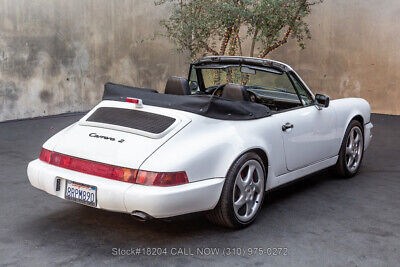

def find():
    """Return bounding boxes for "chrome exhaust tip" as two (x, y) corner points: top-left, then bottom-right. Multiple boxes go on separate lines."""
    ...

(131, 211), (152, 222)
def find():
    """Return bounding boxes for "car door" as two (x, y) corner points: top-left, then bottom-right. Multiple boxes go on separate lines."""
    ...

(278, 105), (337, 171)
(278, 72), (337, 171)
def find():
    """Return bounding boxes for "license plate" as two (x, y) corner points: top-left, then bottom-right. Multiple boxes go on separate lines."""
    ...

(65, 180), (97, 207)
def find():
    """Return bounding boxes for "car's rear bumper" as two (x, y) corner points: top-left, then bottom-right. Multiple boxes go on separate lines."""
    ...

(364, 122), (373, 150)
(27, 159), (225, 218)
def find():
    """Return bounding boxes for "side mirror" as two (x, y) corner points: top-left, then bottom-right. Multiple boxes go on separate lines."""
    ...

(315, 93), (330, 108)
(189, 81), (199, 92)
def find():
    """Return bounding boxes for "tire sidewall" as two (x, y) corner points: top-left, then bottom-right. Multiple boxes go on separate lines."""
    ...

(338, 120), (364, 177)
(223, 152), (266, 228)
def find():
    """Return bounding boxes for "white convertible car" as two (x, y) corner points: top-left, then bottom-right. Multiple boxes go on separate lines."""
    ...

(27, 56), (373, 228)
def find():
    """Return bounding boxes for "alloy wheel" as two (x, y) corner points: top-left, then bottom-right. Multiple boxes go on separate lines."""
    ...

(345, 126), (364, 172)
(233, 160), (264, 222)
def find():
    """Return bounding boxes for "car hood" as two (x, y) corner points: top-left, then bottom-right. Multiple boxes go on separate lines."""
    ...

(45, 101), (191, 170)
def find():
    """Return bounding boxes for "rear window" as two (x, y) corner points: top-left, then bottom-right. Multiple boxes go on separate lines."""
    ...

(86, 107), (176, 134)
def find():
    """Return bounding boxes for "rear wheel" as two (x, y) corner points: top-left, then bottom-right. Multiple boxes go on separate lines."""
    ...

(206, 152), (265, 229)
(335, 120), (364, 178)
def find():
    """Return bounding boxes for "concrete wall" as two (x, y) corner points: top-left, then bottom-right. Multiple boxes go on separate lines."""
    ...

(270, 0), (400, 116)
(0, 0), (187, 121)
(0, 0), (399, 121)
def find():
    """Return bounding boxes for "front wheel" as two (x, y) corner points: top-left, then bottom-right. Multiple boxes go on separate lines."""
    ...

(335, 120), (364, 178)
(206, 152), (265, 229)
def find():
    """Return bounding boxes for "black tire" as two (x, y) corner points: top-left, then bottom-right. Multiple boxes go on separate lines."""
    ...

(206, 152), (266, 229)
(335, 120), (364, 178)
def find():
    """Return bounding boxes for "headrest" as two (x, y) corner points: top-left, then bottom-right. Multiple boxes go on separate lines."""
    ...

(221, 83), (250, 101)
(164, 76), (191, 95)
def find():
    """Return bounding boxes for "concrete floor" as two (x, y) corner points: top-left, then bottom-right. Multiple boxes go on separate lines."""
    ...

(0, 114), (399, 266)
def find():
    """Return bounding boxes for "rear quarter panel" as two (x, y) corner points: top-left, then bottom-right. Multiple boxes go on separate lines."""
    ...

(139, 112), (287, 189)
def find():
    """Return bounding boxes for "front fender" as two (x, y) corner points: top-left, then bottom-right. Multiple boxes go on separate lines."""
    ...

(330, 98), (371, 151)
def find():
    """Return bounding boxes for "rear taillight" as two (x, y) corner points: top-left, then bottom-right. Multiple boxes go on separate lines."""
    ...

(39, 148), (52, 163)
(136, 170), (189, 186)
(38, 148), (188, 186)
(39, 148), (136, 183)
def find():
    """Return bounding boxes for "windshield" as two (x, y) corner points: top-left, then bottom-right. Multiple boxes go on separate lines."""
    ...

(199, 66), (297, 94)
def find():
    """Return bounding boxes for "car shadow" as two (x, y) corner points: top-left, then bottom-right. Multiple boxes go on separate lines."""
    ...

(263, 169), (336, 207)
(18, 169), (338, 255)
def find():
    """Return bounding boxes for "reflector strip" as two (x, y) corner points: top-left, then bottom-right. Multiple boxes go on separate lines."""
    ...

(38, 148), (189, 186)
(39, 148), (136, 183)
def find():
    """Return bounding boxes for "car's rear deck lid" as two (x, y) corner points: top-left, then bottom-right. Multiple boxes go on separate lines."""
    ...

(79, 101), (189, 139)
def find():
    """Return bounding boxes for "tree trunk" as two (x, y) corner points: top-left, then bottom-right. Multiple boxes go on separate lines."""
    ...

(249, 28), (259, 57)
(258, 0), (307, 58)
(258, 28), (292, 58)
(228, 25), (239, 56)
(219, 26), (233, 55)
(237, 31), (243, 56)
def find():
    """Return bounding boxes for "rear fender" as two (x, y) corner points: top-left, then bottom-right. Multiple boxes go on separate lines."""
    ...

(139, 116), (284, 190)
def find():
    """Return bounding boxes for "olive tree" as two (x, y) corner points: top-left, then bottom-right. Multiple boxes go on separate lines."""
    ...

(156, 0), (323, 59)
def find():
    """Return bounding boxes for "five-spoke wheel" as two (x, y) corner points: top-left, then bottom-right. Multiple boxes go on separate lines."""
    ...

(336, 120), (364, 177)
(233, 160), (264, 222)
(206, 152), (266, 228)
(345, 126), (364, 172)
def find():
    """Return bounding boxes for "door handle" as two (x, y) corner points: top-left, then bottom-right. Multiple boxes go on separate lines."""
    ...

(282, 122), (294, 131)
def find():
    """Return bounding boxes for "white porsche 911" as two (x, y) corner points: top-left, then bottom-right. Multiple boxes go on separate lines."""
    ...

(27, 56), (373, 228)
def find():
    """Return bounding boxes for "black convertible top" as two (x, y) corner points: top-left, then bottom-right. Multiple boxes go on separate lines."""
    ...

(102, 83), (271, 120)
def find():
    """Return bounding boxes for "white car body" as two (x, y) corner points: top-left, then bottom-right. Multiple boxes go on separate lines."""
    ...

(27, 58), (373, 219)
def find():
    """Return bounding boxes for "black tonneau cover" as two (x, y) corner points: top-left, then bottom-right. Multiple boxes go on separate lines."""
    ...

(103, 83), (271, 120)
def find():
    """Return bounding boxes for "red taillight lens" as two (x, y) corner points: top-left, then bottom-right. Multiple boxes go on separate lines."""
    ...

(38, 148), (188, 186)
(136, 170), (189, 186)
(39, 148), (52, 163)
(39, 148), (137, 183)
